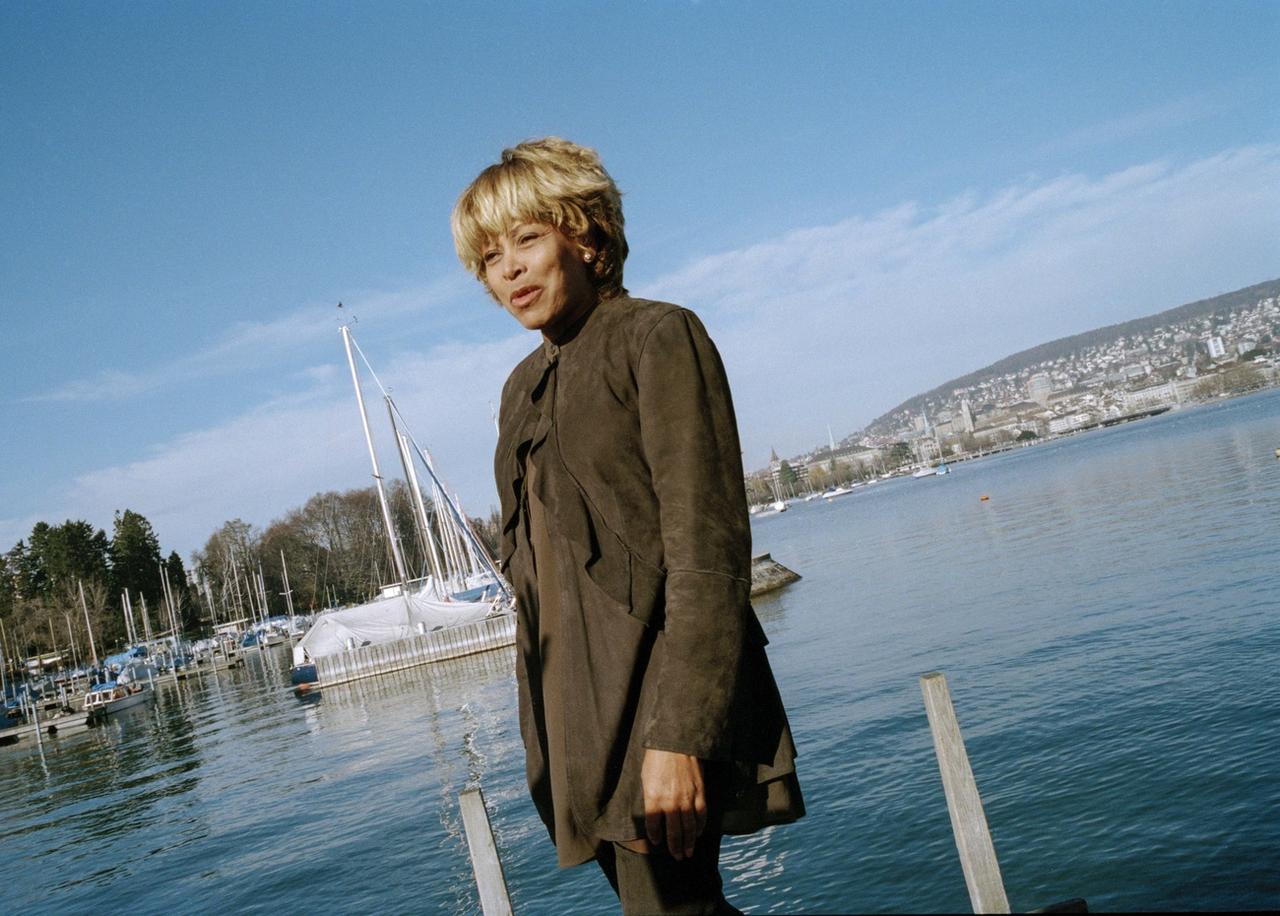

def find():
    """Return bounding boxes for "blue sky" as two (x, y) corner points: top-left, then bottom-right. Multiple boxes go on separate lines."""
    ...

(2, 0), (1277, 558)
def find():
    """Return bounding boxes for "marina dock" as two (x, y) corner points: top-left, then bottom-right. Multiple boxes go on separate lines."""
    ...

(309, 612), (516, 689)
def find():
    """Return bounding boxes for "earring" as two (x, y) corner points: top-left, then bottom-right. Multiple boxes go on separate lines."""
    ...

(584, 253), (594, 263)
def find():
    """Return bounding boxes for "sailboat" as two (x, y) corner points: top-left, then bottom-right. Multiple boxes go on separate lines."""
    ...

(289, 323), (515, 690)
(912, 407), (951, 478)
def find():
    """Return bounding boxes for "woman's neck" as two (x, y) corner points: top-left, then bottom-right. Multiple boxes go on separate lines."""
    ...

(541, 293), (600, 345)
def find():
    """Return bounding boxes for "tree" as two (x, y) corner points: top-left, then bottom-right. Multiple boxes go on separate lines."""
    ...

(886, 442), (913, 468)
(110, 510), (164, 606)
(164, 551), (199, 633)
(37, 520), (110, 594)
(0, 548), (17, 620)
(57, 576), (118, 661)
(744, 475), (774, 505)
(192, 518), (261, 625)
(470, 508), (502, 560)
(1192, 365), (1264, 400)
(807, 465), (833, 492)
(5, 540), (41, 600)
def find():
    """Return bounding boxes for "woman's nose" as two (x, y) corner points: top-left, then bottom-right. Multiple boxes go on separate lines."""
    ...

(501, 250), (522, 281)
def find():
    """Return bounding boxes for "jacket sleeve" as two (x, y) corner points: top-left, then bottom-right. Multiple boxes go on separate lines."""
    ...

(636, 308), (752, 760)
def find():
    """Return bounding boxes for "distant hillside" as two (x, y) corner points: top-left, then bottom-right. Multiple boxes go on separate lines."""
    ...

(867, 278), (1280, 431)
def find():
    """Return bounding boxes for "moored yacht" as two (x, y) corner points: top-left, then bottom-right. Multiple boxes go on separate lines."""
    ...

(82, 680), (153, 719)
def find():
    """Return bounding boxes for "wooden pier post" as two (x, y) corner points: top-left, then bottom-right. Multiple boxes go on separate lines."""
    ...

(459, 787), (513, 916)
(28, 693), (45, 751)
(919, 672), (1010, 914)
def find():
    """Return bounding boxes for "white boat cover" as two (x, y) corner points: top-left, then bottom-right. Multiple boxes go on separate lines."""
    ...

(292, 583), (500, 666)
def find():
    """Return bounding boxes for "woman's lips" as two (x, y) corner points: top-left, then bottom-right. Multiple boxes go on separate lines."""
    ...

(511, 286), (541, 309)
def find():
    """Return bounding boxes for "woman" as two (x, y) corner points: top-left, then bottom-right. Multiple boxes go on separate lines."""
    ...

(452, 138), (803, 914)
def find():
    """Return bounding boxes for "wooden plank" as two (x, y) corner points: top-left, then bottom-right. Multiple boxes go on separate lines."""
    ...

(459, 787), (513, 916)
(920, 672), (1011, 914)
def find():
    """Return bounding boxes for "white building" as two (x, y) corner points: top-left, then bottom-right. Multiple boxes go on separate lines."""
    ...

(1026, 373), (1053, 406)
(1048, 413), (1092, 435)
(1120, 378), (1201, 412)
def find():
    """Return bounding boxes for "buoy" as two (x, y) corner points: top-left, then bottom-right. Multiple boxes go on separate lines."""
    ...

(980, 495), (990, 501)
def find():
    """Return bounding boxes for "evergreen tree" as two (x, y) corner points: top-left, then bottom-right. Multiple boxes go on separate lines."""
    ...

(110, 509), (164, 605)
(6, 539), (45, 599)
(0, 550), (15, 620)
(165, 550), (200, 633)
(37, 520), (110, 593)
(17, 528), (50, 597)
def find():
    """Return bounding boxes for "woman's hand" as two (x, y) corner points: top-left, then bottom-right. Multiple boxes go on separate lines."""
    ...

(641, 748), (707, 860)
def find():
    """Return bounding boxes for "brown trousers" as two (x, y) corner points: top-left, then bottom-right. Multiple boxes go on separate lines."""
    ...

(594, 835), (742, 916)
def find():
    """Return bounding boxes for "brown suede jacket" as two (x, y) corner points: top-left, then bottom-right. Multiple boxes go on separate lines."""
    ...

(494, 294), (804, 844)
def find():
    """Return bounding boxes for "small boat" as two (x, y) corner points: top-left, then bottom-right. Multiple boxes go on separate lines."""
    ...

(0, 706), (94, 746)
(82, 681), (153, 719)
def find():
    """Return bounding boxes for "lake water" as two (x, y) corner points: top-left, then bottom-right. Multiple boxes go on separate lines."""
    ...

(4, 389), (1278, 913)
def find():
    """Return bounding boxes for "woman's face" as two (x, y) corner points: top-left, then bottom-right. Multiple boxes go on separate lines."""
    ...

(483, 222), (597, 339)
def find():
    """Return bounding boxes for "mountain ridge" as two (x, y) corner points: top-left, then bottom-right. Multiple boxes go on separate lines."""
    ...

(865, 277), (1280, 433)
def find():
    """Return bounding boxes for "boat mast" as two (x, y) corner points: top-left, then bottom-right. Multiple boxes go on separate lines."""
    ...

(163, 565), (183, 645)
(78, 580), (100, 669)
(394, 423), (447, 597)
(238, 556), (257, 624)
(256, 563), (269, 624)
(122, 591), (136, 646)
(340, 324), (409, 589)
(201, 573), (219, 632)
(433, 479), (463, 594)
(64, 612), (80, 672)
(348, 327), (510, 600)
(140, 593), (154, 643)
(441, 487), (480, 579)
(279, 550), (296, 617)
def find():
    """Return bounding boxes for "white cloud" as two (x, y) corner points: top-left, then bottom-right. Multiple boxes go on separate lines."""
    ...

(640, 145), (1280, 465)
(28, 276), (472, 403)
(1041, 91), (1221, 155)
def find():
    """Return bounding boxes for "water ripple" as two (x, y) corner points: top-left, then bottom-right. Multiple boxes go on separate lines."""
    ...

(4, 391), (1280, 913)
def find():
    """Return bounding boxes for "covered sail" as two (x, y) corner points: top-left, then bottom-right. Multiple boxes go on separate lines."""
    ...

(292, 584), (498, 666)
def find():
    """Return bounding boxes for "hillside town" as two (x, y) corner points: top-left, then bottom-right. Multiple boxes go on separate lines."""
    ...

(752, 291), (1280, 500)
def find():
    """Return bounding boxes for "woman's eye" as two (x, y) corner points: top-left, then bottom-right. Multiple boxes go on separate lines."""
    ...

(483, 250), (501, 264)
(518, 232), (539, 245)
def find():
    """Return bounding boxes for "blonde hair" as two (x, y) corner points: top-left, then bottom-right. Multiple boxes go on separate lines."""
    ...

(451, 137), (628, 299)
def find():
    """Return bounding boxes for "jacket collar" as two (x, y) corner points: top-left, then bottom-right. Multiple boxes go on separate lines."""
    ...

(537, 294), (602, 366)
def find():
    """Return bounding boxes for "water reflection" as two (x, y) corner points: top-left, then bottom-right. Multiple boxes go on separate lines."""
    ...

(750, 589), (791, 632)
